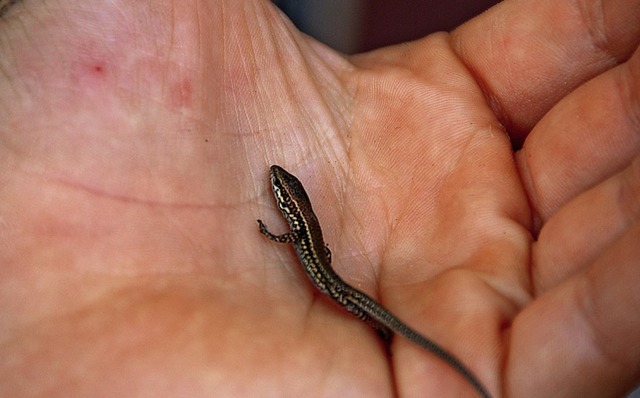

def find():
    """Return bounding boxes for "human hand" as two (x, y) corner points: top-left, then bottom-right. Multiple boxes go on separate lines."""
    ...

(0, 1), (638, 397)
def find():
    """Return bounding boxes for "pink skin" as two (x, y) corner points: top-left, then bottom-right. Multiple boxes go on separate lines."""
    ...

(1, 1), (639, 397)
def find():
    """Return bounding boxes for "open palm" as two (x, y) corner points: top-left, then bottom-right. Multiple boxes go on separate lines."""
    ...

(1, 1), (639, 397)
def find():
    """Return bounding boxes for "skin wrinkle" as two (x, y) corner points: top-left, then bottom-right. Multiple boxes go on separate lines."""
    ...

(577, 0), (611, 59)
(578, 264), (634, 384)
(624, 158), (640, 221)
(620, 55), (640, 135)
(0, 0), (20, 17)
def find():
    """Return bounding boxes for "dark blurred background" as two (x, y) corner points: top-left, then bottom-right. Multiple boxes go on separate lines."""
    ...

(272, 0), (499, 53)
(271, 2), (640, 397)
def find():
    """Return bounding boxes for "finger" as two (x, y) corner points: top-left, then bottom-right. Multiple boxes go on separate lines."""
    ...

(508, 220), (640, 398)
(451, 0), (640, 141)
(516, 46), (640, 224)
(532, 154), (640, 293)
